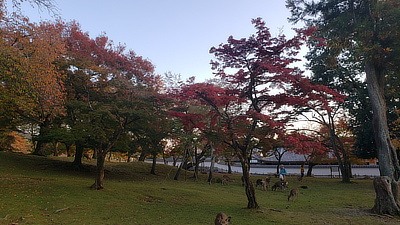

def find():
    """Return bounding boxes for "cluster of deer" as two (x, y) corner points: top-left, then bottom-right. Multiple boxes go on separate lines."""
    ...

(221, 175), (299, 200)
(216, 175), (303, 224)
(254, 176), (299, 202)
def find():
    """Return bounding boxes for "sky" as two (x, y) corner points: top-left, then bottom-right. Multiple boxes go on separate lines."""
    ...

(16, 0), (305, 82)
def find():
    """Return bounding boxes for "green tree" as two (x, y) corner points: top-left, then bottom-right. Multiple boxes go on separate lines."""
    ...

(61, 23), (157, 189)
(287, 0), (400, 215)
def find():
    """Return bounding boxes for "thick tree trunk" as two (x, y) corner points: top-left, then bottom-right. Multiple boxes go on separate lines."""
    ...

(372, 176), (400, 215)
(33, 117), (51, 156)
(72, 141), (83, 168)
(306, 163), (316, 177)
(366, 61), (400, 215)
(91, 150), (106, 190)
(33, 140), (47, 156)
(240, 155), (259, 209)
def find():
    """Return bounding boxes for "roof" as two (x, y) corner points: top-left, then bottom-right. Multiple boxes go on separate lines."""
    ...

(254, 151), (306, 164)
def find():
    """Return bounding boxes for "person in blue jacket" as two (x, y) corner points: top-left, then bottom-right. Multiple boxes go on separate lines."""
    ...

(279, 164), (287, 181)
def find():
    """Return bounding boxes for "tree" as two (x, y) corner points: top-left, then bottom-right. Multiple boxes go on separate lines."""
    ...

(137, 95), (171, 175)
(61, 23), (157, 189)
(176, 18), (341, 209)
(0, 18), (67, 155)
(295, 101), (352, 182)
(169, 102), (206, 180)
(283, 131), (328, 176)
(287, 0), (400, 215)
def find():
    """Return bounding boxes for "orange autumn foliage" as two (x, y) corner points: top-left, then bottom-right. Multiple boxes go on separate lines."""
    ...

(1, 16), (67, 123)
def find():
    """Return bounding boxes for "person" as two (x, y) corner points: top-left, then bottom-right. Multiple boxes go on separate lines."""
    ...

(300, 164), (305, 178)
(279, 164), (287, 181)
(299, 164), (305, 182)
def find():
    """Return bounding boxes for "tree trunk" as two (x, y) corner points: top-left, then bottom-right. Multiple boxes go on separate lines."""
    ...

(92, 148), (97, 159)
(329, 126), (351, 183)
(91, 150), (106, 190)
(275, 150), (284, 175)
(372, 176), (400, 215)
(366, 61), (400, 215)
(227, 158), (232, 174)
(174, 147), (188, 180)
(193, 145), (199, 179)
(306, 163), (316, 177)
(91, 128), (123, 189)
(127, 152), (132, 162)
(65, 143), (72, 157)
(33, 117), (51, 156)
(208, 144), (216, 184)
(72, 141), (83, 168)
(33, 140), (47, 156)
(52, 141), (58, 156)
(151, 153), (157, 175)
(162, 152), (167, 164)
(173, 155), (177, 167)
(138, 152), (146, 161)
(330, 144), (351, 182)
(239, 154), (259, 209)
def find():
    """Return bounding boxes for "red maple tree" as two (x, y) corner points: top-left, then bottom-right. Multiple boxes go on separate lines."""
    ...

(172, 18), (344, 209)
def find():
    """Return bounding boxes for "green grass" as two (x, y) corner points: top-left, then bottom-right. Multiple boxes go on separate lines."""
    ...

(0, 152), (399, 225)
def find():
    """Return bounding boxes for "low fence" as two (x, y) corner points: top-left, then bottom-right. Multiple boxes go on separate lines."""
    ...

(196, 164), (380, 178)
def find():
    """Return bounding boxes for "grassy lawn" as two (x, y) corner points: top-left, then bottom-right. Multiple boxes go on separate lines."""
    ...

(0, 152), (399, 225)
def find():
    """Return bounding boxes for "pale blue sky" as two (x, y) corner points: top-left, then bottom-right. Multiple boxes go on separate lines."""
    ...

(18, 0), (303, 82)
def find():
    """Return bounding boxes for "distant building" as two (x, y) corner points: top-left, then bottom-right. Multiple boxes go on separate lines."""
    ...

(254, 151), (306, 165)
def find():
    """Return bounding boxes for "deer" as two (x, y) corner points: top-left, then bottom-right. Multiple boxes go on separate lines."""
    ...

(215, 212), (231, 225)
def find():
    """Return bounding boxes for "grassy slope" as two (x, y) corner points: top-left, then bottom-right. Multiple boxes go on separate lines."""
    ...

(0, 152), (399, 225)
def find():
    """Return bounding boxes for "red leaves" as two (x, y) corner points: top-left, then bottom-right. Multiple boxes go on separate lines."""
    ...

(169, 18), (345, 161)
(168, 110), (205, 132)
(209, 18), (343, 117)
(283, 132), (327, 155)
(65, 22), (155, 83)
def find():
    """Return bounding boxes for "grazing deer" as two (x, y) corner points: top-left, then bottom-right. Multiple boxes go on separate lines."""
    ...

(215, 212), (231, 225)
(288, 187), (299, 202)
(271, 181), (288, 191)
(222, 175), (234, 185)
